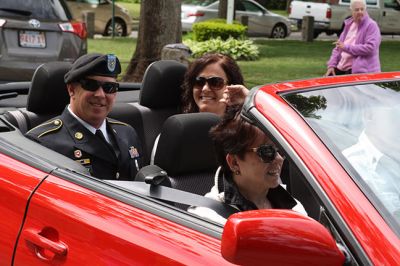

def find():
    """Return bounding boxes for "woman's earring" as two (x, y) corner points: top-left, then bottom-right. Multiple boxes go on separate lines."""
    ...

(232, 168), (241, 175)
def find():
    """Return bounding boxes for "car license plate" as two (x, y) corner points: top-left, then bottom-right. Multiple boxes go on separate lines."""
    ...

(19, 31), (46, 48)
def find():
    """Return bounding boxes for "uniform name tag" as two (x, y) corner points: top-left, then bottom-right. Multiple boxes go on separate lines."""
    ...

(75, 158), (91, 165)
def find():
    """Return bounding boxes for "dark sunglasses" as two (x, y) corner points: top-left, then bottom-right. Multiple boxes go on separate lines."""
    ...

(79, 78), (119, 94)
(248, 144), (279, 163)
(194, 76), (227, 91)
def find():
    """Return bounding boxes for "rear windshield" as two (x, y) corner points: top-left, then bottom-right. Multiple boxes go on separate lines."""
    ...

(0, 0), (69, 20)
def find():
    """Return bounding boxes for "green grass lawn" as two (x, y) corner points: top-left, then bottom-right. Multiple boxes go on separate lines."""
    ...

(271, 9), (289, 17)
(104, 2), (399, 86)
(89, 37), (136, 74)
(89, 38), (400, 88)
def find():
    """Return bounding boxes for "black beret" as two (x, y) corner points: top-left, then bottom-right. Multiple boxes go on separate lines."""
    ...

(64, 53), (121, 83)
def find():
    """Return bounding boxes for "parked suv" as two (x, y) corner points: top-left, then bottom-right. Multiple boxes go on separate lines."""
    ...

(0, 0), (87, 82)
(66, 0), (133, 37)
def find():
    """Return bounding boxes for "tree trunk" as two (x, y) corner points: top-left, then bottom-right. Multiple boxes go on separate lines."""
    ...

(218, 0), (228, 19)
(286, 0), (292, 12)
(123, 0), (182, 82)
(218, 0), (237, 20)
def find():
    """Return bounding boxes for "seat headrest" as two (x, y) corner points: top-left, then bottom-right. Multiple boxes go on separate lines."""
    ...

(140, 60), (187, 109)
(154, 113), (221, 176)
(27, 62), (72, 114)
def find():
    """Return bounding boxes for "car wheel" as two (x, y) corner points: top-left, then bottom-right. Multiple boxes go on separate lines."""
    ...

(271, 24), (287, 39)
(313, 30), (321, 39)
(105, 18), (127, 37)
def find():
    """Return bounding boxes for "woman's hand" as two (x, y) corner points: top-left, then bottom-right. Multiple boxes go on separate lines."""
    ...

(220, 85), (249, 106)
(324, 67), (336, 77)
(333, 40), (345, 49)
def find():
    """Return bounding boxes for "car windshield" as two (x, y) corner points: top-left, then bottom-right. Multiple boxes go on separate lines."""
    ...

(0, 0), (62, 20)
(182, 0), (216, 6)
(283, 81), (400, 230)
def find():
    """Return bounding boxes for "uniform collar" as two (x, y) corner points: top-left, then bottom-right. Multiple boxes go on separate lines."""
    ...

(67, 105), (109, 142)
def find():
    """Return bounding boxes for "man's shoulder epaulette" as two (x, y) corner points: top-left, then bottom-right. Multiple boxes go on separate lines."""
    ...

(26, 119), (63, 138)
(108, 118), (129, 127)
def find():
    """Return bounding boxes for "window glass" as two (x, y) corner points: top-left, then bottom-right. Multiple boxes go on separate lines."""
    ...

(242, 1), (262, 12)
(283, 81), (400, 233)
(0, 0), (67, 20)
(182, 0), (216, 6)
(366, 0), (378, 5)
(340, 0), (378, 5)
(235, 1), (245, 11)
(384, 0), (400, 8)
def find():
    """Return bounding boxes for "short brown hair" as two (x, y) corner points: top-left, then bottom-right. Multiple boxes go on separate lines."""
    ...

(210, 105), (261, 178)
(181, 53), (244, 113)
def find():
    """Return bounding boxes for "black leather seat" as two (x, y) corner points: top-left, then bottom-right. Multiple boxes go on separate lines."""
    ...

(4, 62), (71, 133)
(153, 112), (221, 208)
(111, 60), (187, 165)
(5, 59), (187, 167)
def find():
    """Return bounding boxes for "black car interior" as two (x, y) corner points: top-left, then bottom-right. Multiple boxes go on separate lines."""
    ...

(3, 59), (187, 165)
(119, 60), (187, 164)
(153, 112), (221, 209)
(0, 59), (324, 223)
(4, 62), (72, 133)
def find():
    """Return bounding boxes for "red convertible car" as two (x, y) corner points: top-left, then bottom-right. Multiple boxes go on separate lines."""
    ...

(0, 61), (399, 265)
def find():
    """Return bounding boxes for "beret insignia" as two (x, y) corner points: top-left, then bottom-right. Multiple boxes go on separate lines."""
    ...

(107, 54), (117, 72)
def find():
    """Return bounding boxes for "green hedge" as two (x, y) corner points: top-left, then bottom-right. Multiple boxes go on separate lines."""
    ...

(193, 19), (247, 41)
(184, 37), (259, 61)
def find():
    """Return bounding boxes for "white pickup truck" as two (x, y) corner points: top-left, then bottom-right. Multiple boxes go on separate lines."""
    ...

(289, 0), (400, 38)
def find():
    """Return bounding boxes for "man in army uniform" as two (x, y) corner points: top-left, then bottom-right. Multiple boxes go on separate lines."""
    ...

(26, 53), (142, 180)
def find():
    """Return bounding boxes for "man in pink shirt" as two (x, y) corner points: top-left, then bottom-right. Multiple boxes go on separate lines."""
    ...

(325, 0), (381, 76)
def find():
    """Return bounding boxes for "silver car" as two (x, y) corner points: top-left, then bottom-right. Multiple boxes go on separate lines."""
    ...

(0, 0), (87, 82)
(182, 0), (291, 38)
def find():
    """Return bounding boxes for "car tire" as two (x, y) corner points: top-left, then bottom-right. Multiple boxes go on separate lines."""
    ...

(313, 30), (321, 39)
(105, 18), (127, 37)
(271, 24), (287, 39)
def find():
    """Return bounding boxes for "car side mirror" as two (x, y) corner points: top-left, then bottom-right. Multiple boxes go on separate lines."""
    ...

(221, 210), (347, 266)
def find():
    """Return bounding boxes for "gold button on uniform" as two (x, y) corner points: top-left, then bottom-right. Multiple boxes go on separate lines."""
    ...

(75, 132), (83, 140)
(54, 120), (60, 126)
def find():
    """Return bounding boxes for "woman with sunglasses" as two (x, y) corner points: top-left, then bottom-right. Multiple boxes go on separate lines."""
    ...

(181, 53), (249, 117)
(150, 53), (249, 164)
(188, 105), (307, 224)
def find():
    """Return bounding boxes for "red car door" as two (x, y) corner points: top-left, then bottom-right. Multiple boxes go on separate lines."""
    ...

(0, 153), (48, 264)
(13, 172), (231, 265)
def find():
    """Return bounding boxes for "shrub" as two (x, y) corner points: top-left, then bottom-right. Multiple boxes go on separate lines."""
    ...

(193, 19), (247, 41)
(184, 37), (259, 61)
